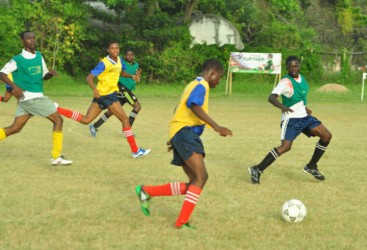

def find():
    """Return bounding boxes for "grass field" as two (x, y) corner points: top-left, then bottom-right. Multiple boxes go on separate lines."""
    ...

(0, 77), (366, 249)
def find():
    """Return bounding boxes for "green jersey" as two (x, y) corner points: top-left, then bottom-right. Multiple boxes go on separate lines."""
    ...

(119, 59), (139, 90)
(12, 51), (43, 93)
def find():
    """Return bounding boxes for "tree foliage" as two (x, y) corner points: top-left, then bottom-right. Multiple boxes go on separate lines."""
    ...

(0, 0), (366, 83)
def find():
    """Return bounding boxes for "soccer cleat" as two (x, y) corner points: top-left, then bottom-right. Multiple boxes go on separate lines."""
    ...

(303, 165), (325, 180)
(132, 148), (151, 158)
(135, 185), (150, 216)
(89, 124), (98, 137)
(248, 166), (262, 184)
(54, 102), (59, 109)
(176, 223), (196, 230)
(51, 156), (73, 166)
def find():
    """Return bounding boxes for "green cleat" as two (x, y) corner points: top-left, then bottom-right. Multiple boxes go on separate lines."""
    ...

(135, 185), (150, 216)
(176, 223), (196, 230)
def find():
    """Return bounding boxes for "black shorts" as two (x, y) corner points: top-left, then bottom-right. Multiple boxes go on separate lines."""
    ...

(92, 92), (119, 110)
(170, 127), (205, 166)
(117, 84), (138, 106)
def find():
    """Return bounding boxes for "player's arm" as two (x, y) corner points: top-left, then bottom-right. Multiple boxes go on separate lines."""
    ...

(86, 73), (100, 99)
(305, 106), (312, 115)
(121, 70), (138, 82)
(0, 60), (24, 100)
(190, 104), (232, 137)
(41, 57), (57, 80)
(269, 79), (293, 114)
(268, 94), (293, 114)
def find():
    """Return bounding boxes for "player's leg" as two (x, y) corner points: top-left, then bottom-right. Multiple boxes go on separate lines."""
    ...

(248, 140), (291, 184)
(89, 110), (113, 137)
(46, 111), (72, 165)
(0, 114), (31, 140)
(92, 110), (113, 129)
(108, 101), (149, 157)
(129, 100), (141, 126)
(249, 118), (301, 184)
(175, 153), (207, 228)
(120, 87), (140, 127)
(303, 122), (332, 180)
(137, 147), (190, 199)
(56, 102), (102, 125)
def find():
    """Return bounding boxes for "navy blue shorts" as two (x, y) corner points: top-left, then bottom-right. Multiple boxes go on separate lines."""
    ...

(92, 92), (119, 110)
(170, 127), (205, 166)
(280, 115), (321, 141)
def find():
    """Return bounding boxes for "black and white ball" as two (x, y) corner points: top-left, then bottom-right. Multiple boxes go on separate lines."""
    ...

(281, 199), (307, 223)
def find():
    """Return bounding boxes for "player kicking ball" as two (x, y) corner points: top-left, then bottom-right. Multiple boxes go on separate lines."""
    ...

(135, 59), (232, 229)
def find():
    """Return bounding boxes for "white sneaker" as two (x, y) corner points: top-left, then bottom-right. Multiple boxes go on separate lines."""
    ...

(51, 155), (73, 166)
(54, 102), (59, 109)
(132, 148), (151, 158)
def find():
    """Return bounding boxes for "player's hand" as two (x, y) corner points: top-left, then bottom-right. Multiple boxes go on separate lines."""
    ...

(281, 106), (293, 114)
(49, 70), (57, 76)
(215, 126), (233, 137)
(93, 89), (100, 99)
(305, 107), (312, 115)
(167, 140), (173, 152)
(12, 85), (24, 100)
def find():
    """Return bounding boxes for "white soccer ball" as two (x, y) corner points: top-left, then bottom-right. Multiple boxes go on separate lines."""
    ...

(281, 199), (307, 223)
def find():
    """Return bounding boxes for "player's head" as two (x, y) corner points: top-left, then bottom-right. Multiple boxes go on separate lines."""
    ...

(286, 55), (300, 78)
(201, 59), (224, 88)
(107, 41), (120, 59)
(124, 48), (134, 63)
(20, 31), (36, 50)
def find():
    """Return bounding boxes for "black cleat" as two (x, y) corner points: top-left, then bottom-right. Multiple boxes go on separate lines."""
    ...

(248, 166), (262, 184)
(303, 165), (325, 180)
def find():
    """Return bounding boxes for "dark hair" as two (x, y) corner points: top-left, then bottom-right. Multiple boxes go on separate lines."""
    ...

(20, 31), (33, 39)
(286, 55), (300, 65)
(202, 59), (223, 72)
(107, 41), (119, 48)
(124, 48), (134, 55)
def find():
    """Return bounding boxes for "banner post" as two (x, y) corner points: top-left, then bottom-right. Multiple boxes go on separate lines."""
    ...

(362, 73), (367, 101)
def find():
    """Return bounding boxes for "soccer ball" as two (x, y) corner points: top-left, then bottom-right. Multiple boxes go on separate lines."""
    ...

(281, 199), (307, 223)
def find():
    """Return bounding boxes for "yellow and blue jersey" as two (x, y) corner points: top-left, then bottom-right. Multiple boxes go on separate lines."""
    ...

(90, 56), (127, 96)
(169, 77), (209, 139)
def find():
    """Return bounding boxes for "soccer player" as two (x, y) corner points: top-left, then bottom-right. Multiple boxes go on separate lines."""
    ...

(135, 59), (232, 229)
(248, 55), (332, 184)
(56, 41), (150, 158)
(0, 31), (72, 165)
(89, 48), (142, 137)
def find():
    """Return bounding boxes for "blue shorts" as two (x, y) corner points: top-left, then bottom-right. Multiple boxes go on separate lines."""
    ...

(170, 127), (205, 166)
(280, 115), (321, 141)
(92, 92), (119, 110)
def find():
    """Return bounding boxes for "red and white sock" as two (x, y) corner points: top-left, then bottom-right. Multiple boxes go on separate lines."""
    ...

(175, 185), (202, 227)
(123, 127), (139, 153)
(143, 182), (188, 197)
(57, 106), (82, 122)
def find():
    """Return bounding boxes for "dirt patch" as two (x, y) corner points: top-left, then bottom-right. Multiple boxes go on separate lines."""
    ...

(316, 83), (350, 93)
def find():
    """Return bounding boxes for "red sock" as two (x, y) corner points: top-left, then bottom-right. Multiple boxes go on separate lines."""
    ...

(0, 96), (3, 102)
(57, 106), (82, 122)
(175, 185), (202, 227)
(143, 182), (188, 197)
(123, 127), (139, 153)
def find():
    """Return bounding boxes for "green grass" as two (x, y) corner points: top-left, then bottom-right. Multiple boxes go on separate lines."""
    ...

(1, 77), (366, 249)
